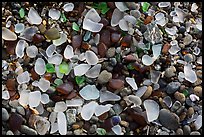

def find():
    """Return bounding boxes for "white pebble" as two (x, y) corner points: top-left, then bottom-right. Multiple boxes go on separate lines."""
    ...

(63, 3), (74, 12)
(81, 101), (98, 121)
(74, 63), (91, 76)
(17, 71), (30, 84)
(34, 58), (46, 75)
(64, 45), (74, 59)
(48, 8), (61, 20)
(144, 99), (159, 122)
(26, 45), (38, 58)
(28, 7), (42, 25)
(16, 40), (28, 58)
(57, 112), (67, 135)
(28, 91), (41, 108)
(85, 50), (99, 65)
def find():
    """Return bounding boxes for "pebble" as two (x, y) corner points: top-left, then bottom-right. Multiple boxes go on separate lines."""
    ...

(106, 47), (116, 58)
(121, 35), (132, 47)
(72, 35), (82, 50)
(98, 42), (107, 58)
(56, 82), (73, 95)
(2, 108), (9, 121)
(184, 54), (193, 62)
(74, 129), (83, 135)
(44, 27), (60, 40)
(159, 109), (179, 130)
(120, 120), (129, 127)
(112, 104), (123, 115)
(9, 113), (23, 132)
(190, 131), (201, 135)
(179, 26), (186, 33)
(97, 70), (112, 84)
(6, 130), (14, 135)
(176, 128), (183, 135)
(186, 107), (194, 117)
(164, 66), (176, 78)
(89, 124), (97, 134)
(100, 29), (111, 47)
(166, 81), (181, 94)
(16, 106), (25, 116)
(183, 125), (191, 135)
(171, 101), (182, 112)
(20, 125), (38, 135)
(111, 33), (121, 43)
(108, 79), (124, 90)
(174, 91), (186, 103)
(66, 109), (77, 125)
(142, 86), (152, 99)
(193, 86), (202, 97)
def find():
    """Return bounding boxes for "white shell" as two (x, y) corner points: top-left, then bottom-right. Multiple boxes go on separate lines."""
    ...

(57, 112), (67, 135)
(85, 50), (99, 65)
(26, 45), (38, 58)
(79, 85), (99, 100)
(85, 64), (101, 78)
(48, 8), (60, 20)
(54, 101), (67, 112)
(28, 91), (41, 108)
(74, 64), (91, 76)
(16, 40), (28, 58)
(64, 45), (74, 59)
(99, 90), (121, 103)
(17, 71), (30, 84)
(34, 58), (46, 75)
(2, 27), (17, 41)
(28, 7), (42, 25)
(125, 77), (138, 90)
(46, 44), (56, 58)
(144, 99), (160, 122)
(115, 2), (129, 12)
(81, 101), (98, 121)
(63, 3), (74, 12)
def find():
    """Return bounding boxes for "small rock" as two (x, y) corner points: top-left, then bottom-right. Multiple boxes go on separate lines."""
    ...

(72, 35), (82, 50)
(183, 125), (191, 135)
(108, 79), (124, 90)
(193, 86), (202, 97)
(142, 86), (152, 99)
(106, 47), (116, 58)
(16, 106), (25, 115)
(9, 113), (23, 132)
(2, 108), (9, 121)
(164, 66), (176, 78)
(171, 101), (182, 112)
(111, 33), (121, 43)
(89, 124), (97, 134)
(159, 109), (179, 130)
(184, 54), (193, 62)
(100, 29), (111, 47)
(190, 131), (201, 135)
(44, 27), (60, 40)
(74, 129), (83, 135)
(20, 125), (38, 135)
(98, 42), (107, 58)
(176, 128), (183, 135)
(174, 91), (186, 103)
(186, 107), (194, 117)
(66, 109), (76, 125)
(166, 82), (181, 94)
(120, 120), (129, 127)
(97, 70), (112, 84)
(56, 82), (73, 95)
(112, 104), (123, 115)
(179, 26), (186, 34)
(6, 130), (14, 135)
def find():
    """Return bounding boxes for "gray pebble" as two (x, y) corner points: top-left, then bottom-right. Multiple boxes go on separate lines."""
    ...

(106, 65), (113, 71)
(176, 128), (183, 135)
(112, 104), (123, 115)
(106, 47), (115, 58)
(90, 116), (99, 123)
(89, 124), (97, 134)
(108, 108), (116, 117)
(120, 87), (132, 96)
(164, 66), (176, 78)
(176, 106), (185, 115)
(183, 125), (191, 135)
(97, 70), (112, 84)
(2, 108), (9, 121)
(158, 131), (169, 135)
(20, 125), (38, 135)
(166, 81), (181, 94)
(16, 106), (25, 115)
(171, 101), (182, 112)
(190, 131), (201, 135)
(6, 130), (14, 135)
(109, 58), (117, 66)
(66, 109), (76, 125)
(159, 109), (179, 130)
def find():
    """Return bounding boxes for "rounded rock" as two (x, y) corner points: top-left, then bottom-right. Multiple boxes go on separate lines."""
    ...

(159, 109), (179, 130)
(193, 86), (202, 97)
(176, 128), (183, 135)
(174, 91), (186, 103)
(20, 125), (38, 135)
(2, 108), (9, 121)
(97, 70), (112, 84)
(166, 82), (181, 94)
(190, 131), (201, 135)
(186, 107), (194, 117)
(108, 79), (124, 90)
(106, 47), (116, 58)
(183, 125), (191, 135)
(142, 86), (152, 99)
(98, 42), (107, 58)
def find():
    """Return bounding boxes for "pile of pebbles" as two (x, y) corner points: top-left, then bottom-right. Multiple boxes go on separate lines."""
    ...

(2, 2), (202, 135)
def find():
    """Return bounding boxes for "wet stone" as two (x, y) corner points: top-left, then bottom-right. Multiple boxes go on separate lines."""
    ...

(98, 42), (107, 58)
(97, 70), (112, 84)
(183, 125), (191, 135)
(108, 79), (124, 90)
(193, 86), (202, 97)
(159, 109), (179, 130)
(106, 47), (116, 58)
(56, 82), (73, 95)
(166, 82), (181, 94)
(44, 27), (60, 40)
(100, 29), (111, 47)
(111, 32), (121, 43)
(174, 91), (186, 103)
(9, 113), (23, 132)
(2, 108), (9, 121)
(72, 35), (82, 50)
(66, 109), (77, 125)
